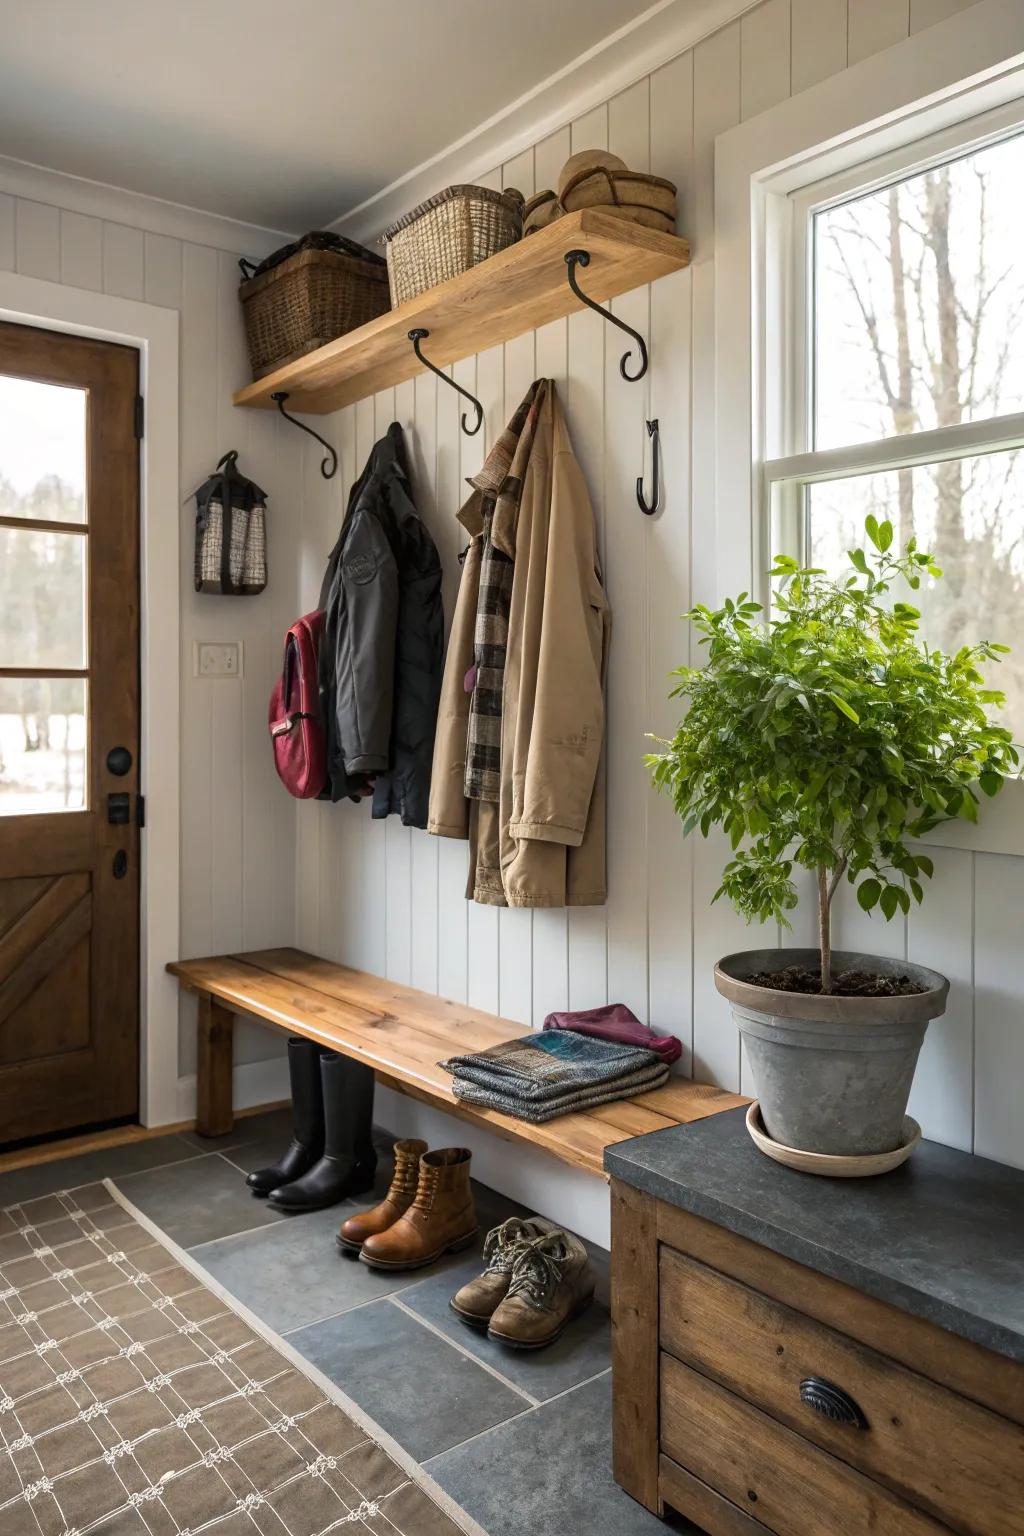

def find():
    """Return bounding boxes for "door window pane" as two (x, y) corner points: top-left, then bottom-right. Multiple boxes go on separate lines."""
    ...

(807, 446), (1024, 739)
(0, 376), (87, 523)
(0, 678), (87, 814)
(0, 526), (87, 669)
(814, 131), (1024, 450)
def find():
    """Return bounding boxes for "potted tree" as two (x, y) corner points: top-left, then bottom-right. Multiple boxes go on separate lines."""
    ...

(649, 518), (1017, 1161)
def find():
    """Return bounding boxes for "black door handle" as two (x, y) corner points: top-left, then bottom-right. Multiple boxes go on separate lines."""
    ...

(106, 745), (132, 776)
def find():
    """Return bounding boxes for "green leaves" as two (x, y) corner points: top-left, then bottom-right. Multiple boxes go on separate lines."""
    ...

(647, 515), (1019, 944)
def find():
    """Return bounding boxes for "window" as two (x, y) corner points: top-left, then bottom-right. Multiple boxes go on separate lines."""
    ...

(766, 117), (1024, 743)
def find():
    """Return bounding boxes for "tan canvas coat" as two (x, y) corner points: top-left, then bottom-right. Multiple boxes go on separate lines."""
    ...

(428, 380), (608, 908)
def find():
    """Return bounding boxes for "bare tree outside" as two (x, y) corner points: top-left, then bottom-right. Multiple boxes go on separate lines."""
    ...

(810, 132), (1024, 737)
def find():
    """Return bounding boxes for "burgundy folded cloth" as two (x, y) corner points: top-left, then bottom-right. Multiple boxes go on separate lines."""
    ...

(542, 1004), (682, 1065)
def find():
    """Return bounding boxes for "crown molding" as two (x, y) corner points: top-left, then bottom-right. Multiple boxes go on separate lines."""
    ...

(0, 153), (294, 257)
(328, 0), (759, 245)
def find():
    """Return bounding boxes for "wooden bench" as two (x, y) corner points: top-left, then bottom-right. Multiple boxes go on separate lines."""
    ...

(167, 947), (747, 1179)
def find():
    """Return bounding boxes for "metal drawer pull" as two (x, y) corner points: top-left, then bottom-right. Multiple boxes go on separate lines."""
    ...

(799, 1377), (868, 1429)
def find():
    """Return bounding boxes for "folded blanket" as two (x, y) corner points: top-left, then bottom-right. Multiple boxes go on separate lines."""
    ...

(542, 1003), (683, 1065)
(450, 1060), (670, 1122)
(440, 1031), (660, 1104)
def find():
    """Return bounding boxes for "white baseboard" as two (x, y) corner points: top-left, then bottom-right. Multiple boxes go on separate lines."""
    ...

(174, 1056), (291, 1124)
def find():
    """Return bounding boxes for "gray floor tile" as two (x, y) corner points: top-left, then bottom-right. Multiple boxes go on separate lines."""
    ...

(0, 1135), (203, 1210)
(291, 1296), (529, 1462)
(400, 1255), (611, 1401)
(113, 1153), (285, 1247)
(427, 1372), (693, 1536)
(178, 1106), (294, 1154)
(191, 1203), (479, 1333)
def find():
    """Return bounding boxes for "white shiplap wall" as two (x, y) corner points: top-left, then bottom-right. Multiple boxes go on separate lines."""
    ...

(0, 185), (312, 1097)
(295, 0), (1023, 1242)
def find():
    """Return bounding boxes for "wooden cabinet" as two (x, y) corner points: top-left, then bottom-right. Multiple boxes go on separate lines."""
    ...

(611, 1180), (1024, 1536)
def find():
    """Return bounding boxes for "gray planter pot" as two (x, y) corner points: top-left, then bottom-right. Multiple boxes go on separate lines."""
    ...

(715, 949), (950, 1158)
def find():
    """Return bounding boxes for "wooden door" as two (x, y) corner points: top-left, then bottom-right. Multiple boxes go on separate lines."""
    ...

(0, 321), (140, 1144)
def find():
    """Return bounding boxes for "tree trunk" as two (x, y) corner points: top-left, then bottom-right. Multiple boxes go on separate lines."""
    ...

(817, 863), (833, 995)
(888, 186), (916, 546)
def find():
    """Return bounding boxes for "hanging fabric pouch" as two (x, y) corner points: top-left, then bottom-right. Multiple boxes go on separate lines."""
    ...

(194, 450), (268, 595)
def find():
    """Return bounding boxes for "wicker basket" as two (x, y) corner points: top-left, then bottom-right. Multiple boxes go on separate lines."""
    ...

(558, 166), (678, 234)
(383, 185), (524, 307)
(238, 234), (390, 379)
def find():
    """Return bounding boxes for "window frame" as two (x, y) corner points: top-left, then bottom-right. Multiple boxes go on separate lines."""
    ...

(712, 0), (1024, 855)
(767, 95), (1024, 570)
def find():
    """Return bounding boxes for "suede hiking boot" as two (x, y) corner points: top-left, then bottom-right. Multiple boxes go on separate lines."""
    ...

(449, 1216), (559, 1329)
(336, 1138), (428, 1254)
(487, 1229), (595, 1349)
(359, 1147), (477, 1271)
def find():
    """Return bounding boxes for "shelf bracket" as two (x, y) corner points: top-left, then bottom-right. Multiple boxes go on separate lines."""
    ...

(271, 391), (338, 478)
(409, 328), (483, 435)
(636, 418), (660, 516)
(564, 248), (648, 382)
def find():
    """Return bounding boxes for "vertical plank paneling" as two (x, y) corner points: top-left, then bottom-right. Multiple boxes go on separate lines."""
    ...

(15, 199), (60, 280)
(907, 848), (974, 1151)
(407, 369), (441, 994)
(741, 0), (792, 120)
(102, 222), (145, 299)
(973, 853), (1024, 1167)
(566, 102), (610, 1014)
(847, 0), (910, 65)
(604, 78), (651, 1019)
(59, 211), (103, 291)
(691, 20), (746, 1090)
(144, 232), (183, 308)
(648, 51), (695, 1063)
(0, 194), (14, 270)
(909, 0), (972, 31)
(791, 0), (848, 92)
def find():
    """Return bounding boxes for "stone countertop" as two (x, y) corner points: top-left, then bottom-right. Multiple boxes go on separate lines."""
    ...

(605, 1108), (1024, 1363)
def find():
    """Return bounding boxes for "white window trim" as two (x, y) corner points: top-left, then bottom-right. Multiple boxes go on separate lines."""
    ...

(714, 0), (1024, 857)
(0, 270), (182, 1126)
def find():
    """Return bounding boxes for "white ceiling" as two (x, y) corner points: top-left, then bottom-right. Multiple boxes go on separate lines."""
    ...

(0, 0), (658, 233)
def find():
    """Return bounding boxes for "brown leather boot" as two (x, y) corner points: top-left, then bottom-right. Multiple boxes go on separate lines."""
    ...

(450, 1216), (559, 1328)
(359, 1148), (477, 1271)
(487, 1229), (595, 1349)
(336, 1139), (428, 1254)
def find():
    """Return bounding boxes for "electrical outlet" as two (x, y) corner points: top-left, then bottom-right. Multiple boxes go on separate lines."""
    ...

(194, 641), (243, 678)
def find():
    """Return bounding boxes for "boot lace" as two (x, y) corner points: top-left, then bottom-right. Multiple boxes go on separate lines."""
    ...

(506, 1232), (569, 1310)
(482, 1219), (539, 1276)
(413, 1163), (441, 1213)
(389, 1153), (420, 1198)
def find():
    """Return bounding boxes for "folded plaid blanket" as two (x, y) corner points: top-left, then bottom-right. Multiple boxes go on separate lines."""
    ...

(449, 1059), (670, 1122)
(440, 1031), (661, 1104)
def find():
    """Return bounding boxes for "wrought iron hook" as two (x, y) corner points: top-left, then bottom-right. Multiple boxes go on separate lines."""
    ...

(564, 249), (649, 382)
(636, 418), (660, 516)
(408, 329), (483, 435)
(270, 391), (338, 478)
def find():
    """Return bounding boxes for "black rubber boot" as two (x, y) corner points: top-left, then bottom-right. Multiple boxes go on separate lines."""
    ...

(246, 1038), (326, 1197)
(267, 1052), (377, 1213)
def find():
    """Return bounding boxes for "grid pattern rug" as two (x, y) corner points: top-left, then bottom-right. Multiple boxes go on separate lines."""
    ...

(0, 1180), (481, 1536)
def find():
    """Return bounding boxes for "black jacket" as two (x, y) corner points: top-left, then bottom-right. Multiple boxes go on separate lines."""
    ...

(318, 422), (443, 828)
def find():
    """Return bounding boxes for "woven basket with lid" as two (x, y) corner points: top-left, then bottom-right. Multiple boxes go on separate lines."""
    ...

(383, 185), (524, 307)
(238, 233), (390, 379)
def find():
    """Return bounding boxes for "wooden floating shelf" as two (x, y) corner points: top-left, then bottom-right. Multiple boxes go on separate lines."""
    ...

(233, 209), (690, 416)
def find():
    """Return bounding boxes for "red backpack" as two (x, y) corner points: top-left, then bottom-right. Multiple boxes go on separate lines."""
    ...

(269, 611), (327, 799)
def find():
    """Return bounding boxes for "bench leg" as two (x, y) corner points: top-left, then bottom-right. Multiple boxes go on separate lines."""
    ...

(196, 995), (234, 1137)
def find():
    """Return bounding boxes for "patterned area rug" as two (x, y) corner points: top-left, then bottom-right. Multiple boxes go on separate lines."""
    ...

(0, 1180), (483, 1536)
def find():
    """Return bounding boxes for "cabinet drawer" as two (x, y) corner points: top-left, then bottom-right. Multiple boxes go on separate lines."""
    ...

(661, 1353), (951, 1536)
(659, 1247), (1024, 1536)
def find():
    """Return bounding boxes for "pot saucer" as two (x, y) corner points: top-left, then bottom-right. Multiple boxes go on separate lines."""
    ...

(745, 1101), (921, 1177)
